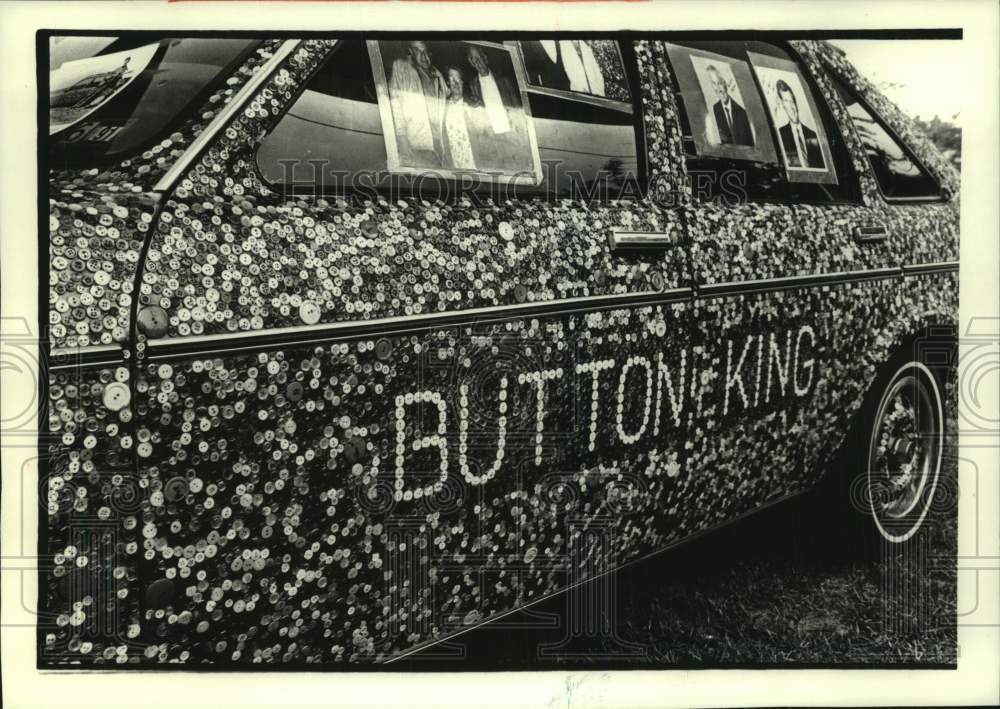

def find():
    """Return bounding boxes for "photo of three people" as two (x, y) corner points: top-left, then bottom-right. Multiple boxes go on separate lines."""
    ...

(373, 40), (539, 180)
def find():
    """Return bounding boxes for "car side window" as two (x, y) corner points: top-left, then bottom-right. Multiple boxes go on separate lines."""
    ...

(663, 40), (859, 206)
(256, 39), (642, 200)
(826, 72), (941, 201)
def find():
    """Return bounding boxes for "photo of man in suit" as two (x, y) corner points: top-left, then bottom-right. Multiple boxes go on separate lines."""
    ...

(774, 78), (825, 169)
(464, 44), (527, 172)
(706, 64), (754, 146)
(519, 40), (612, 98)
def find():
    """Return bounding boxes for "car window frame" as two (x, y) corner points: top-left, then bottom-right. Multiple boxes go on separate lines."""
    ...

(251, 36), (653, 204)
(821, 61), (945, 205)
(662, 38), (864, 208)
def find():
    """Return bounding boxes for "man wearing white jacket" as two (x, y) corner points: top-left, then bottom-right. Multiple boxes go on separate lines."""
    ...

(388, 41), (448, 167)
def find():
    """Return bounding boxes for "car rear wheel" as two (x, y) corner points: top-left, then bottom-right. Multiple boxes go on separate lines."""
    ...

(863, 360), (944, 544)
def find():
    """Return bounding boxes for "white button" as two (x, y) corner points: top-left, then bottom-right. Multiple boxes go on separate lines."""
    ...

(299, 300), (321, 325)
(102, 382), (131, 412)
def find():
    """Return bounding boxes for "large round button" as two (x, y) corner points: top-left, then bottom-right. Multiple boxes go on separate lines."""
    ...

(137, 305), (169, 338)
(145, 578), (175, 608)
(299, 300), (321, 325)
(102, 382), (131, 412)
(375, 338), (393, 361)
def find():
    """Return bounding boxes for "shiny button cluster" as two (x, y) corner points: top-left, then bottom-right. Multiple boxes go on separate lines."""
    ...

(48, 193), (151, 350)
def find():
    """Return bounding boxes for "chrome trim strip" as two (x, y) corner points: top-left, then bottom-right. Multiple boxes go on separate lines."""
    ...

(49, 345), (124, 371)
(902, 260), (960, 276)
(142, 263), (954, 360)
(146, 288), (692, 359)
(694, 267), (902, 299)
(152, 39), (303, 194)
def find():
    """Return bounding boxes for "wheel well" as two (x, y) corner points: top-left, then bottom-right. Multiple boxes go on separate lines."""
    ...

(890, 323), (958, 386)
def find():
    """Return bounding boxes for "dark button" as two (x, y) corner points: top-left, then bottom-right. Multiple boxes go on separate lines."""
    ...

(650, 272), (665, 291)
(375, 338), (393, 361)
(343, 436), (366, 464)
(145, 578), (175, 608)
(137, 305), (169, 338)
(164, 477), (188, 502)
(513, 285), (527, 303)
(286, 381), (304, 402)
(594, 269), (607, 287)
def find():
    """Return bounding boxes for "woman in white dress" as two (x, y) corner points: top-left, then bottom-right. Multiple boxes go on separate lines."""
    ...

(442, 67), (476, 171)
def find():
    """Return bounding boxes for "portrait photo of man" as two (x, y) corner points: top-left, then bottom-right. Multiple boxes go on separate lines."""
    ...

(706, 64), (753, 146)
(773, 78), (824, 169)
(387, 40), (449, 167)
(664, 43), (777, 164)
(688, 55), (758, 149)
(746, 52), (836, 183)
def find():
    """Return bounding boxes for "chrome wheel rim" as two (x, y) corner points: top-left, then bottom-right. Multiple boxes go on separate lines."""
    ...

(866, 362), (943, 543)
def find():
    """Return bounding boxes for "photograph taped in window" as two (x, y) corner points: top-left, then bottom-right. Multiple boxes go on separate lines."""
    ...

(750, 51), (838, 185)
(48, 36), (261, 170)
(369, 39), (542, 185)
(665, 43), (777, 165)
(666, 40), (858, 204)
(518, 39), (632, 109)
(49, 42), (159, 135)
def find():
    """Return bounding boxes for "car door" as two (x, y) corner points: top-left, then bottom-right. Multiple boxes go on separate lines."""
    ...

(128, 37), (700, 663)
(656, 38), (909, 517)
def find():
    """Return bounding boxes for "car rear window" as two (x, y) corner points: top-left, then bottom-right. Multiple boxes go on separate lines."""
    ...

(49, 36), (260, 170)
(826, 71), (941, 201)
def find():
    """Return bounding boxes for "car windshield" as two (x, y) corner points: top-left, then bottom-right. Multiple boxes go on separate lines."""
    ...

(49, 35), (260, 170)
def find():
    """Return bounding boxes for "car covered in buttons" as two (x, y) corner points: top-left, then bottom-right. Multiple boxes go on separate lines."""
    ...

(43, 35), (959, 666)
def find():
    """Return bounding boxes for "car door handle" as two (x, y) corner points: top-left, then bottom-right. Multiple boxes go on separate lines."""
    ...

(853, 225), (889, 244)
(608, 229), (676, 254)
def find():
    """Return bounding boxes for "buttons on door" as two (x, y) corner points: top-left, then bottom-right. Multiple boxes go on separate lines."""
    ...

(299, 300), (321, 325)
(102, 382), (131, 412)
(137, 305), (169, 338)
(375, 338), (393, 361)
(145, 578), (175, 608)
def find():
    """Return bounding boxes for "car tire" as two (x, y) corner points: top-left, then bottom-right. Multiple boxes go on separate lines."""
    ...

(809, 348), (949, 561)
(842, 356), (947, 554)
(862, 360), (945, 543)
